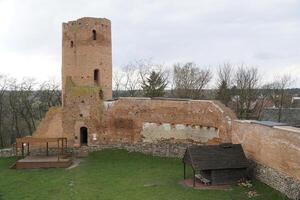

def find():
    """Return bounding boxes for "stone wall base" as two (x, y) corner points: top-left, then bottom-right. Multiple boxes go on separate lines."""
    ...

(0, 141), (190, 158)
(72, 142), (190, 158)
(250, 161), (300, 200)
(0, 148), (14, 157)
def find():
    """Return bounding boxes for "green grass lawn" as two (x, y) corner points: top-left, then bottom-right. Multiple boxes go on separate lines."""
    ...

(0, 149), (288, 200)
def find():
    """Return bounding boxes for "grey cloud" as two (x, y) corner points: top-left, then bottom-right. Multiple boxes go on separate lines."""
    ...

(0, 0), (299, 86)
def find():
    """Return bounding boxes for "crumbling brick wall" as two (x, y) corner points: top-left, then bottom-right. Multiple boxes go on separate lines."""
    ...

(33, 106), (63, 138)
(98, 98), (235, 145)
(32, 97), (235, 148)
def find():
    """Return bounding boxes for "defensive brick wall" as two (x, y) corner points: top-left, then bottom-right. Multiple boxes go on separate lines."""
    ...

(232, 120), (300, 199)
(101, 98), (235, 145)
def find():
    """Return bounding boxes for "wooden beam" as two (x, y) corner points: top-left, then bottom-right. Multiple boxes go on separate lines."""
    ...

(21, 143), (24, 157)
(57, 140), (60, 161)
(61, 139), (64, 155)
(46, 142), (49, 156)
(27, 143), (30, 156)
(17, 137), (68, 144)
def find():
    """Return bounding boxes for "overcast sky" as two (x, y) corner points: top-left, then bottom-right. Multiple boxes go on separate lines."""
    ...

(0, 0), (299, 87)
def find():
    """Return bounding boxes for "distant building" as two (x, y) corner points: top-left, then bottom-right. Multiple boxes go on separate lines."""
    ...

(292, 97), (300, 108)
(260, 107), (300, 126)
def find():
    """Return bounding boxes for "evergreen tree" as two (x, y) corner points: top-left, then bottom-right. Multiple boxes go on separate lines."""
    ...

(142, 71), (167, 97)
(216, 80), (231, 106)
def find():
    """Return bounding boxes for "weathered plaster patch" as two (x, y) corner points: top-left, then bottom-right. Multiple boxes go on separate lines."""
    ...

(141, 122), (219, 143)
(103, 101), (115, 110)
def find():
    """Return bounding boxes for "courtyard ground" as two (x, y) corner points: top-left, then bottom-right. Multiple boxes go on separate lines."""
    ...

(0, 149), (288, 200)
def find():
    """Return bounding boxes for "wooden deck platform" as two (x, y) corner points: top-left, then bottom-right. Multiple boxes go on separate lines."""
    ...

(15, 156), (72, 169)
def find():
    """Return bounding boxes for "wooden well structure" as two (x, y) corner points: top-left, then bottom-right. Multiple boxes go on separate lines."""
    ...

(13, 137), (72, 169)
(183, 143), (248, 186)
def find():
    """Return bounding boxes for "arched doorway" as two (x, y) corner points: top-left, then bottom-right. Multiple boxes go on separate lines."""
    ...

(80, 127), (88, 146)
(92, 29), (97, 40)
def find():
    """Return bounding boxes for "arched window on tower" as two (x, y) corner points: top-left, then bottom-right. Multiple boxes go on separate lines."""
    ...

(94, 69), (99, 85)
(92, 30), (96, 40)
(70, 41), (74, 48)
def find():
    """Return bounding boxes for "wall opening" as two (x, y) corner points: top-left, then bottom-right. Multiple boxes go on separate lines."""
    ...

(94, 69), (99, 85)
(70, 41), (74, 48)
(80, 127), (88, 146)
(92, 30), (96, 40)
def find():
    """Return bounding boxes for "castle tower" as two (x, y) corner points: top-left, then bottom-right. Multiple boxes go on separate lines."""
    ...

(62, 17), (112, 105)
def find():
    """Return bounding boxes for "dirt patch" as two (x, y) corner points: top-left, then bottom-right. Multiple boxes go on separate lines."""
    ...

(179, 179), (231, 190)
(66, 158), (84, 170)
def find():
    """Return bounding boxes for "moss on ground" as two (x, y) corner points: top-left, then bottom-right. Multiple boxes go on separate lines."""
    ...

(0, 150), (288, 200)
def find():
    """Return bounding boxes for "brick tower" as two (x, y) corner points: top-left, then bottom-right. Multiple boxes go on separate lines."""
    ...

(61, 17), (112, 147)
(62, 17), (112, 105)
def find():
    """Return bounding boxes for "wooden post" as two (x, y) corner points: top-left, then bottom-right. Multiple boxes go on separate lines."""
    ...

(61, 139), (64, 155)
(27, 143), (30, 156)
(184, 163), (186, 179)
(46, 142), (49, 156)
(65, 139), (68, 152)
(193, 170), (195, 187)
(21, 143), (24, 157)
(57, 140), (60, 161)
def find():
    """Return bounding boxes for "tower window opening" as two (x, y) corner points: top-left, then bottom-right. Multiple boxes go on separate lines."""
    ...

(94, 69), (99, 85)
(70, 41), (74, 48)
(92, 30), (97, 40)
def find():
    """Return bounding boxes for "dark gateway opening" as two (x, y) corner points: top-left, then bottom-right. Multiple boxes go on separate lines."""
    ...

(94, 69), (99, 85)
(80, 127), (88, 146)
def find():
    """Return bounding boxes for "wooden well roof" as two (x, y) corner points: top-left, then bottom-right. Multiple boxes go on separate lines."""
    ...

(183, 143), (248, 171)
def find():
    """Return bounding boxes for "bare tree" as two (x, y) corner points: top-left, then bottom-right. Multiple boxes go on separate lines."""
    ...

(269, 74), (294, 122)
(11, 78), (37, 135)
(234, 65), (260, 119)
(37, 80), (61, 119)
(0, 75), (8, 147)
(0, 75), (62, 147)
(217, 63), (233, 87)
(7, 78), (22, 140)
(113, 70), (124, 98)
(173, 62), (212, 99)
(123, 63), (141, 97)
(255, 83), (273, 120)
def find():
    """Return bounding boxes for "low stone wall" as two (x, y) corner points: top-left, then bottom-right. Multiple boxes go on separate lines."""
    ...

(72, 141), (190, 158)
(250, 161), (300, 200)
(0, 148), (14, 157)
